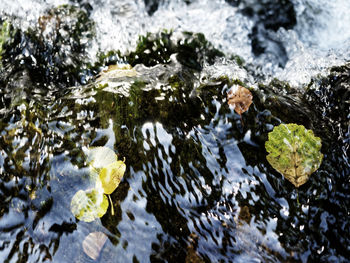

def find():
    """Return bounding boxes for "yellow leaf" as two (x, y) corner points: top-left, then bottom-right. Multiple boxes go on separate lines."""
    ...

(99, 160), (126, 194)
(70, 189), (108, 222)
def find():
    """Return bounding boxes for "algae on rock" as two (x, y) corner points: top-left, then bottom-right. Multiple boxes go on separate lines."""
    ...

(0, 20), (14, 68)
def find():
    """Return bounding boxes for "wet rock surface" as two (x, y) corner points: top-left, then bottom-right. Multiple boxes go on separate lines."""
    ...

(225, 0), (296, 67)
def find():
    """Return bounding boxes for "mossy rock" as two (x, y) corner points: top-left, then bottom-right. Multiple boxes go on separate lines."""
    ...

(0, 19), (16, 68)
(94, 31), (226, 72)
(0, 5), (95, 85)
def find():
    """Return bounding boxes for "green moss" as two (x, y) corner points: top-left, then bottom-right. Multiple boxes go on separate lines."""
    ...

(168, 74), (185, 89)
(91, 50), (124, 75)
(0, 20), (14, 68)
(95, 30), (228, 71)
(175, 32), (224, 70)
(230, 54), (245, 66)
(128, 31), (175, 66)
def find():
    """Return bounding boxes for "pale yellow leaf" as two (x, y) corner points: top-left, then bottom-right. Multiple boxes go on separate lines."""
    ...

(99, 160), (126, 194)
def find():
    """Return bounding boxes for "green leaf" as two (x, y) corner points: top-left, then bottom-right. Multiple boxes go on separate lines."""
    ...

(265, 123), (323, 188)
(70, 189), (108, 222)
(99, 160), (126, 194)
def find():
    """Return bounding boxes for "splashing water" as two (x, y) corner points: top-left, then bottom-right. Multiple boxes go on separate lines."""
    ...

(2, 0), (350, 86)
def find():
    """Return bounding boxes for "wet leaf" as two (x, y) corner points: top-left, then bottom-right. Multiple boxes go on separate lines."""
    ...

(82, 231), (108, 260)
(238, 205), (251, 225)
(265, 123), (323, 188)
(185, 233), (204, 263)
(99, 160), (126, 195)
(87, 147), (118, 169)
(227, 85), (253, 115)
(87, 146), (126, 195)
(70, 189), (108, 222)
(97, 64), (137, 82)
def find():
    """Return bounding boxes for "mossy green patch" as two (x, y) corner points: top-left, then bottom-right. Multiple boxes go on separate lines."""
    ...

(0, 20), (12, 67)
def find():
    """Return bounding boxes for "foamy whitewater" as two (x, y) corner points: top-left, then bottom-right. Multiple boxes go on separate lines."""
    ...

(1, 0), (350, 86)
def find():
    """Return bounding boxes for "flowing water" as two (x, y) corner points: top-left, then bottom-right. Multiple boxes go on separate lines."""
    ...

(0, 0), (349, 262)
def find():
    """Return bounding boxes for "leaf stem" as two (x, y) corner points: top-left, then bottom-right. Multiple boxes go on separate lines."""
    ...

(107, 194), (114, 216)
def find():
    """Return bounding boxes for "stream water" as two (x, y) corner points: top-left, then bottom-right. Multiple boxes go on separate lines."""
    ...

(0, 0), (349, 262)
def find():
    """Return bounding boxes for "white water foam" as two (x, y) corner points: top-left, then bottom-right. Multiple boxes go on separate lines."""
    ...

(1, 0), (350, 87)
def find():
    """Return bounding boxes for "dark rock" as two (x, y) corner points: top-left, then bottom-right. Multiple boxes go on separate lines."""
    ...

(239, 0), (296, 31)
(1, 5), (95, 86)
(228, 0), (296, 66)
(144, 0), (162, 16)
(225, 0), (241, 7)
(305, 63), (350, 148)
(144, 0), (193, 16)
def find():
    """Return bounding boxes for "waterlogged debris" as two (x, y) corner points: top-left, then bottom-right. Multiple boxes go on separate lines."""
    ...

(37, 4), (95, 84)
(185, 246), (204, 263)
(83, 232), (108, 260)
(227, 85), (253, 115)
(265, 123), (323, 187)
(70, 189), (109, 222)
(238, 205), (251, 225)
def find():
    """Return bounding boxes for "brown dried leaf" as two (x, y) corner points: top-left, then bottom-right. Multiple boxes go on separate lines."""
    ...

(238, 205), (251, 225)
(82, 231), (108, 260)
(185, 233), (204, 263)
(185, 246), (205, 263)
(227, 85), (253, 115)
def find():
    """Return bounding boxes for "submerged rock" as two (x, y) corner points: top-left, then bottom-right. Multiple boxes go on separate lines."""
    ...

(143, 0), (193, 16)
